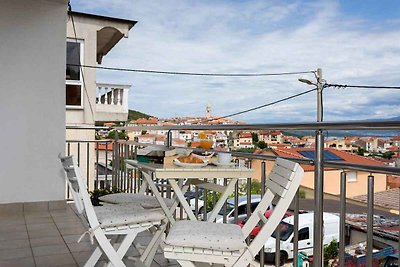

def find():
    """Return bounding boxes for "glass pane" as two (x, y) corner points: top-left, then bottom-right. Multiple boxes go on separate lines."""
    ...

(66, 42), (80, 80)
(66, 84), (81, 106)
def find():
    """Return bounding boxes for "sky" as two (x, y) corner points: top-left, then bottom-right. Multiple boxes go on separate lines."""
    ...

(71, 0), (400, 123)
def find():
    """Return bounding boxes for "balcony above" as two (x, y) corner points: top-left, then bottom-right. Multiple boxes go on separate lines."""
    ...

(95, 83), (131, 122)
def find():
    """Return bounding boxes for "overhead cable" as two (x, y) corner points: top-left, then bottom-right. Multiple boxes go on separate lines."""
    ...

(326, 83), (400, 90)
(66, 63), (315, 77)
(203, 87), (317, 123)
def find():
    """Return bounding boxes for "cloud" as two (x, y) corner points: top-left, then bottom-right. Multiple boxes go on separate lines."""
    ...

(72, 0), (400, 123)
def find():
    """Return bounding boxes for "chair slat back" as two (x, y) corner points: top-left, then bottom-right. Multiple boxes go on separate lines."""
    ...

(236, 158), (304, 266)
(59, 154), (85, 214)
(247, 158), (303, 258)
(59, 154), (100, 228)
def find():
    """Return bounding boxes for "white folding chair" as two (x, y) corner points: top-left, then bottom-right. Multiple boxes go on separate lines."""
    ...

(99, 168), (190, 265)
(163, 158), (304, 267)
(59, 154), (165, 267)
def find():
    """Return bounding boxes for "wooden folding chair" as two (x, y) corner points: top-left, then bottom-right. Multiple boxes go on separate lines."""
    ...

(59, 154), (165, 267)
(163, 158), (304, 267)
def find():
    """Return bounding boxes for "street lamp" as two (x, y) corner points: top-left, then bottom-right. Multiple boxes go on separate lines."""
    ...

(298, 78), (316, 86)
(298, 68), (325, 267)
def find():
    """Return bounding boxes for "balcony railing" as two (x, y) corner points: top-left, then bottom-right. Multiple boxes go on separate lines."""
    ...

(95, 83), (131, 122)
(66, 120), (400, 267)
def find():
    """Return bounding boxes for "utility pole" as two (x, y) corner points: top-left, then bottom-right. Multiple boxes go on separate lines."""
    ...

(314, 68), (325, 267)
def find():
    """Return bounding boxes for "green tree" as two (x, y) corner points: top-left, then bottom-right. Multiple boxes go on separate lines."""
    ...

(107, 130), (128, 140)
(256, 141), (268, 149)
(324, 239), (339, 260)
(382, 151), (394, 159)
(251, 132), (259, 144)
(357, 147), (365, 156)
(239, 180), (262, 195)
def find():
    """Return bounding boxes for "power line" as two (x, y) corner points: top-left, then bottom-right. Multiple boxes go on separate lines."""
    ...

(202, 87), (317, 123)
(326, 83), (400, 90)
(66, 63), (315, 77)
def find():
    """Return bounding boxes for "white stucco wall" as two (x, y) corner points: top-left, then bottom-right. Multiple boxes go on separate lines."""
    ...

(0, 0), (67, 203)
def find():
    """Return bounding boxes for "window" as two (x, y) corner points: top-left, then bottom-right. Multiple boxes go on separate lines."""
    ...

(237, 205), (247, 215)
(66, 41), (83, 107)
(347, 171), (357, 182)
(298, 227), (310, 240)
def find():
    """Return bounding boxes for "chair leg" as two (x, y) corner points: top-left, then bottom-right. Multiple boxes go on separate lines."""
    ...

(105, 232), (139, 267)
(140, 224), (167, 265)
(84, 246), (103, 267)
(94, 230), (126, 267)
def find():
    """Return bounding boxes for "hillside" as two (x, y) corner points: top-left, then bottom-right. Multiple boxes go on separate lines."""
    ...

(127, 110), (154, 121)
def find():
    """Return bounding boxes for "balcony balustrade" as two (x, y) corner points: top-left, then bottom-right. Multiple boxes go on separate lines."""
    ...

(61, 121), (400, 267)
(95, 83), (131, 122)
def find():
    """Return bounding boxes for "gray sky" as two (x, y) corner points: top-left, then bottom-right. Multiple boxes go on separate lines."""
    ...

(72, 0), (400, 123)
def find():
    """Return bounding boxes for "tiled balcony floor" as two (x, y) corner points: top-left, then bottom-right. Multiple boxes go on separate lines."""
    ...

(0, 204), (179, 267)
(0, 204), (289, 267)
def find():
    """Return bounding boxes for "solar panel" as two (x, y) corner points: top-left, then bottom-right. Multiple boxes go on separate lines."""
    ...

(298, 150), (344, 161)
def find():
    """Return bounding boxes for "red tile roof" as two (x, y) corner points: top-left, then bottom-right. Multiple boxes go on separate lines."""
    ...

(155, 136), (165, 141)
(132, 117), (158, 124)
(173, 139), (186, 144)
(138, 134), (155, 138)
(96, 143), (113, 150)
(239, 132), (252, 138)
(388, 146), (400, 152)
(190, 141), (201, 148)
(259, 131), (282, 135)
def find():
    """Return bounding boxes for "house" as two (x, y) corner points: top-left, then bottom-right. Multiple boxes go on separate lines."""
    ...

(127, 117), (159, 139)
(179, 130), (192, 142)
(233, 132), (254, 149)
(391, 136), (400, 147)
(137, 134), (156, 144)
(155, 135), (166, 145)
(258, 131), (283, 145)
(284, 136), (305, 147)
(172, 138), (187, 147)
(325, 138), (357, 152)
(215, 132), (228, 147)
(354, 137), (385, 153)
(301, 135), (315, 147)
(66, 11), (136, 190)
(250, 148), (388, 198)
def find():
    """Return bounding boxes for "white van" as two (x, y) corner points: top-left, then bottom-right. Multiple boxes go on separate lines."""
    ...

(263, 212), (339, 264)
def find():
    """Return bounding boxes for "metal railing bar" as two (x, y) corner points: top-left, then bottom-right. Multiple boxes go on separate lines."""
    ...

(234, 182), (239, 224)
(114, 120), (400, 131)
(293, 189), (299, 267)
(117, 140), (400, 176)
(259, 161), (266, 267)
(366, 175), (374, 267)
(66, 125), (112, 130)
(65, 139), (112, 143)
(339, 172), (347, 267)
(96, 142), (99, 189)
(86, 142), (90, 187)
(274, 224), (281, 267)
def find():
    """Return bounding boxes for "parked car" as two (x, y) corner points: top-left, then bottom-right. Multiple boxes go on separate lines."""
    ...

(238, 210), (292, 237)
(261, 212), (340, 265)
(212, 195), (272, 224)
(185, 188), (206, 214)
